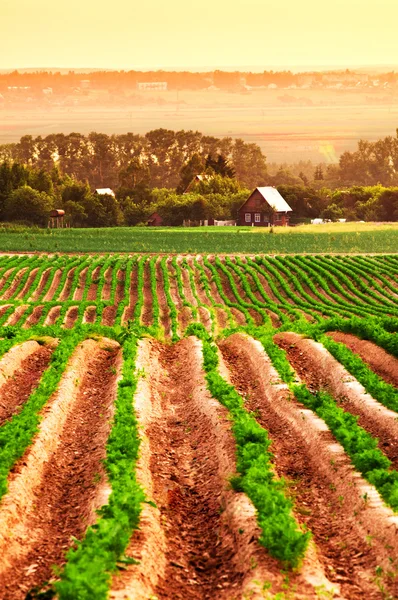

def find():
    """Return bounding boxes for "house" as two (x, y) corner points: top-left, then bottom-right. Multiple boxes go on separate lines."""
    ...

(238, 187), (292, 226)
(148, 212), (163, 226)
(95, 188), (115, 197)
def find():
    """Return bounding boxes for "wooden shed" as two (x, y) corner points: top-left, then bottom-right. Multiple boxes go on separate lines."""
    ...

(237, 187), (292, 226)
(147, 212), (163, 226)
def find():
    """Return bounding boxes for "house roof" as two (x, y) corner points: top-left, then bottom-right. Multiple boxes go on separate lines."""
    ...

(95, 188), (115, 197)
(242, 187), (292, 212)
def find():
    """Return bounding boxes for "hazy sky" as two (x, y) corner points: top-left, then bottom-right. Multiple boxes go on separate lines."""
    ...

(1, 0), (396, 70)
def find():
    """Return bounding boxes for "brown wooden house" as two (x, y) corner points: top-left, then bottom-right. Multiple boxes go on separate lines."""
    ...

(237, 187), (292, 226)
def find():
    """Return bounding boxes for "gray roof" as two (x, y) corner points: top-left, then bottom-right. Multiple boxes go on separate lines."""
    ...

(256, 187), (292, 212)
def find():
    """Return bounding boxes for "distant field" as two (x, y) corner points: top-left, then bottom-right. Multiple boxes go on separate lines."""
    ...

(0, 222), (397, 253)
(2, 88), (398, 161)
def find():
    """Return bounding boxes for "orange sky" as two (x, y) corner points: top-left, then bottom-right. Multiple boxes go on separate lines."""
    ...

(1, 0), (397, 70)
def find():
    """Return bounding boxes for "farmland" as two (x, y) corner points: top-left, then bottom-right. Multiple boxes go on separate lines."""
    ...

(0, 222), (398, 253)
(0, 252), (398, 598)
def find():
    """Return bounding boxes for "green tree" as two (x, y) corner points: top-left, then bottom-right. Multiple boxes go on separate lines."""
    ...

(4, 186), (54, 225)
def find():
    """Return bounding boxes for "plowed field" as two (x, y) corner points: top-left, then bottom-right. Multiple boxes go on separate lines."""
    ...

(0, 252), (397, 599)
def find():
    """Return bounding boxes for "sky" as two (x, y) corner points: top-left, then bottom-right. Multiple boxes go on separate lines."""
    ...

(0, 0), (397, 71)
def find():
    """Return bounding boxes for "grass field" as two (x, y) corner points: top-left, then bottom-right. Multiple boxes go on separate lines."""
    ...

(0, 222), (397, 254)
(0, 252), (398, 598)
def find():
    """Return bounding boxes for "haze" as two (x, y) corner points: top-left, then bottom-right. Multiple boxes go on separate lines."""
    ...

(1, 0), (397, 70)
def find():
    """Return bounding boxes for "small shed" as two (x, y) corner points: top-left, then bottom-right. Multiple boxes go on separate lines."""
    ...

(238, 187), (292, 226)
(148, 212), (163, 226)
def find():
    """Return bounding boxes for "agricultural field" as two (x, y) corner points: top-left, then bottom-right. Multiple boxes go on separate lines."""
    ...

(0, 222), (398, 253)
(0, 252), (398, 598)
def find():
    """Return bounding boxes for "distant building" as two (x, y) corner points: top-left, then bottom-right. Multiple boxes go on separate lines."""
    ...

(42, 87), (53, 95)
(137, 82), (167, 91)
(237, 187), (292, 226)
(148, 212), (163, 226)
(95, 188), (115, 197)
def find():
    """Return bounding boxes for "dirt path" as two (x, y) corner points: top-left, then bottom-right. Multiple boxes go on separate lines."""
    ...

(101, 266), (113, 301)
(64, 306), (78, 329)
(275, 332), (398, 471)
(16, 267), (39, 300)
(0, 339), (121, 599)
(86, 265), (101, 301)
(0, 268), (27, 300)
(122, 261), (138, 324)
(327, 331), (398, 388)
(111, 337), (318, 600)
(0, 342), (53, 426)
(219, 333), (398, 599)
(23, 305), (44, 328)
(73, 266), (88, 301)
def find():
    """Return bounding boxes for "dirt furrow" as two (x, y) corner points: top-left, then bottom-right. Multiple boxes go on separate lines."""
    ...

(327, 331), (398, 388)
(0, 341), (53, 426)
(4, 305), (28, 327)
(219, 333), (398, 599)
(121, 261), (138, 324)
(63, 305), (78, 329)
(0, 338), (121, 599)
(58, 267), (76, 301)
(28, 267), (52, 302)
(43, 305), (62, 326)
(42, 269), (62, 301)
(275, 332), (398, 471)
(23, 305), (44, 328)
(16, 267), (40, 300)
(167, 259), (191, 335)
(101, 266), (113, 300)
(141, 259), (153, 326)
(86, 265), (101, 301)
(156, 260), (171, 338)
(110, 337), (327, 600)
(73, 266), (88, 301)
(83, 305), (97, 324)
(1, 268), (27, 300)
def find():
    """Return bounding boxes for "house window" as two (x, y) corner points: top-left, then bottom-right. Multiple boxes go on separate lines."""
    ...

(254, 213), (261, 223)
(245, 213), (251, 223)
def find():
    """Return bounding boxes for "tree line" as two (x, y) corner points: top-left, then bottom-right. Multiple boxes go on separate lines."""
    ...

(0, 129), (397, 226)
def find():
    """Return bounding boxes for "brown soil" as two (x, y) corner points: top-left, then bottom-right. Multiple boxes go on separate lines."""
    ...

(44, 306), (61, 326)
(1, 268), (27, 300)
(29, 268), (53, 302)
(115, 269), (126, 303)
(83, 305), (97, 324)
(141, 259), (153, 327)
(275, 332), (398, 471)
(327, 331), (398, 388)
(167, 260), (193, 335)
(227, 260), (263, 325)
(23, 305), (44, 328)
(121, 262), (138, 324)
(219, 333), (398, 599)
(0, 305), (11, 320)
(180, 260), (197, 307)
(156, 261), (171, 338)
(4, 305), (28, 327)
(64, 306), (78, 329)
(58, 267), (76, 301)
(73, 266), (88, 301)
(198, 306), (212, 332)
(267, 310), (281, 328)
(111, 337), (323, 600)
(101, 266), (113, 301)
(0, 340), (120, 599)
(0, 269), (14, 295)
(42, 269), (62, 302)
(16, 268), (39, 300)
(86, 265), (101, 301)
(0, 344), (53, 426)
(102, 305), (117, 326)
(209, 260), (246, 327)
(248, 265), (282, 304)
